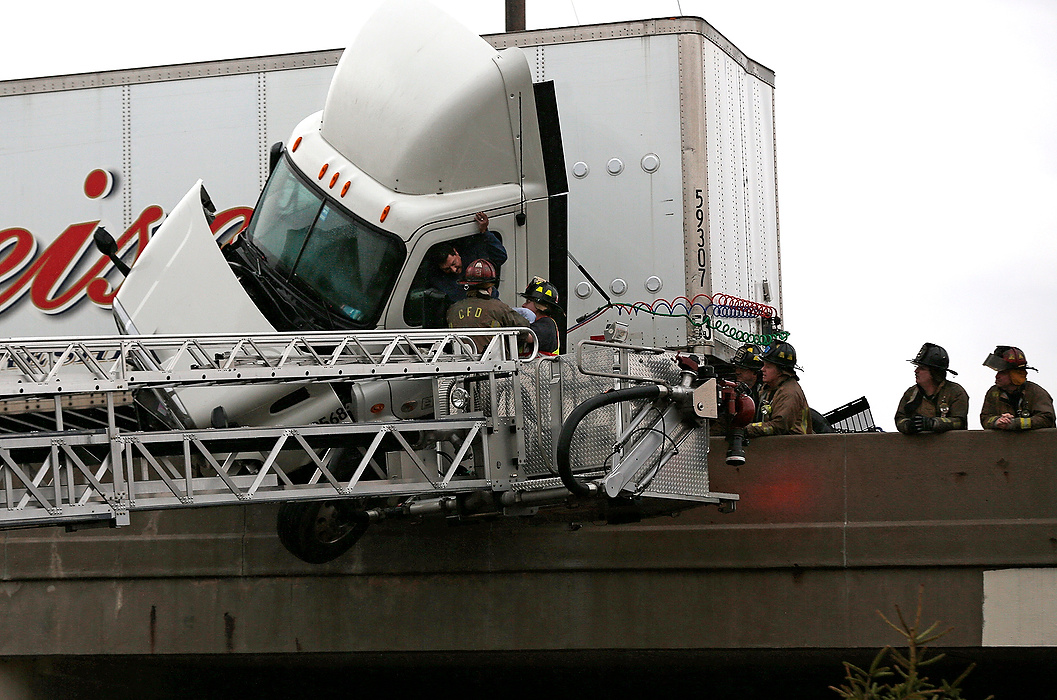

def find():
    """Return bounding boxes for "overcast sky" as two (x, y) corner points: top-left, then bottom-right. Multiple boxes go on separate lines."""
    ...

(3, 0), (1056, 430)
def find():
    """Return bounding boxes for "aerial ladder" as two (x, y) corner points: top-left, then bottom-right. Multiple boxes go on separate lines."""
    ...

(0, 328), (747, 563)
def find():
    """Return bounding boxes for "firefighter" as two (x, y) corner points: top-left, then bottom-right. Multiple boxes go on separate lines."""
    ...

(744, 341), (813, 437)
(732, 343), (765, 415)
(446, 259), (528, 352)
(980, 346), (1055, 430)
(518, 276), (563, 355)
(895, 342), (969, 434)
(715, 343), (765, 437)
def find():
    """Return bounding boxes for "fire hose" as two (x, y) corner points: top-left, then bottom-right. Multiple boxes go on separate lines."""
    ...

(555, 384), (667, 497)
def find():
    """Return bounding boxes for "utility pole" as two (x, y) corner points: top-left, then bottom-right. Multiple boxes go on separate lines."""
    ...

(505, 0), (525, 32)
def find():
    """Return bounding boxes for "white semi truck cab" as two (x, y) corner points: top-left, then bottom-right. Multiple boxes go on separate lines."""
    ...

(116, 0), (564, 344)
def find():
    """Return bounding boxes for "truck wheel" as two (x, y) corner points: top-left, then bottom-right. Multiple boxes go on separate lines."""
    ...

(276, 500), (369, 564)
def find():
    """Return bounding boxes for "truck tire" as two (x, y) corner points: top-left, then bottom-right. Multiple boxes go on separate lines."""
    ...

(276, 500), (370, 564)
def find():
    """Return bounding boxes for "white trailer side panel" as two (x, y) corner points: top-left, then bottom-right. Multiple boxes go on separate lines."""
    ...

(128, 76), (260, 216)
(527, 34), (686, 348)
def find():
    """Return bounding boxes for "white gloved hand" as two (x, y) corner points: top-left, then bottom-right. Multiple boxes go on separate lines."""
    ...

(513, 307), (536, 323)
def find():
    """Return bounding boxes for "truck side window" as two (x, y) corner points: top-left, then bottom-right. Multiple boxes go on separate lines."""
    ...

(404, 240), (456, 328)
(403, 231), (508, 328)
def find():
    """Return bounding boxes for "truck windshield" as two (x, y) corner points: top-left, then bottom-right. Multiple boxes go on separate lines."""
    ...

(245, 158), (405, 325)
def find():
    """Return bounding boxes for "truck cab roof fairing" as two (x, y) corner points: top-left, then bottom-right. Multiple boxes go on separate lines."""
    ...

(321, 0), (547, 197)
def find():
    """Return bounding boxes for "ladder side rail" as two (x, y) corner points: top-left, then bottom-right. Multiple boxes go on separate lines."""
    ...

(0, 359), (525, 396)
(0, 329), (529, 395)
(0, 467), (500, 528)
(0, 329), (520, 351)
(104, 417), (493, 500)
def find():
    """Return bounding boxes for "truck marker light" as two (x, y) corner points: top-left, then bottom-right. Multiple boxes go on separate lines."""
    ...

(292, 137), (302, 152)
(380, 205), (390, 223)
(318, 164), (328, 179)
(341, 182), (351, 197)
(370, 403), (385, 414)
(329, 172), (340, 188)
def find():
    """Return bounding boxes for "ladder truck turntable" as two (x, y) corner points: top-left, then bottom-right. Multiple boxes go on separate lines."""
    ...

(0, 0), (779, 563)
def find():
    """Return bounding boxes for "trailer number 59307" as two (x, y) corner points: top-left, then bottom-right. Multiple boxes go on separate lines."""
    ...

(695, 189), (706, 287)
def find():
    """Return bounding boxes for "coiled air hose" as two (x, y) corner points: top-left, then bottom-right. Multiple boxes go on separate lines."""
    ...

(555, 384), (665, 497)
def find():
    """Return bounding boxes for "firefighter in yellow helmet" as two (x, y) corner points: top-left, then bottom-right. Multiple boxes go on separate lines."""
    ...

(980, 346), (1055, 430)
(895, 342), (969, 434)
(518, 276), (563, 355)
(731, 343), (765, 416)
(744, 341), (813, 437)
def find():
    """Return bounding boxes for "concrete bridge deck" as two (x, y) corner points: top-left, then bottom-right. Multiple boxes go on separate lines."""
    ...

(1, 429), (1055, 695)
